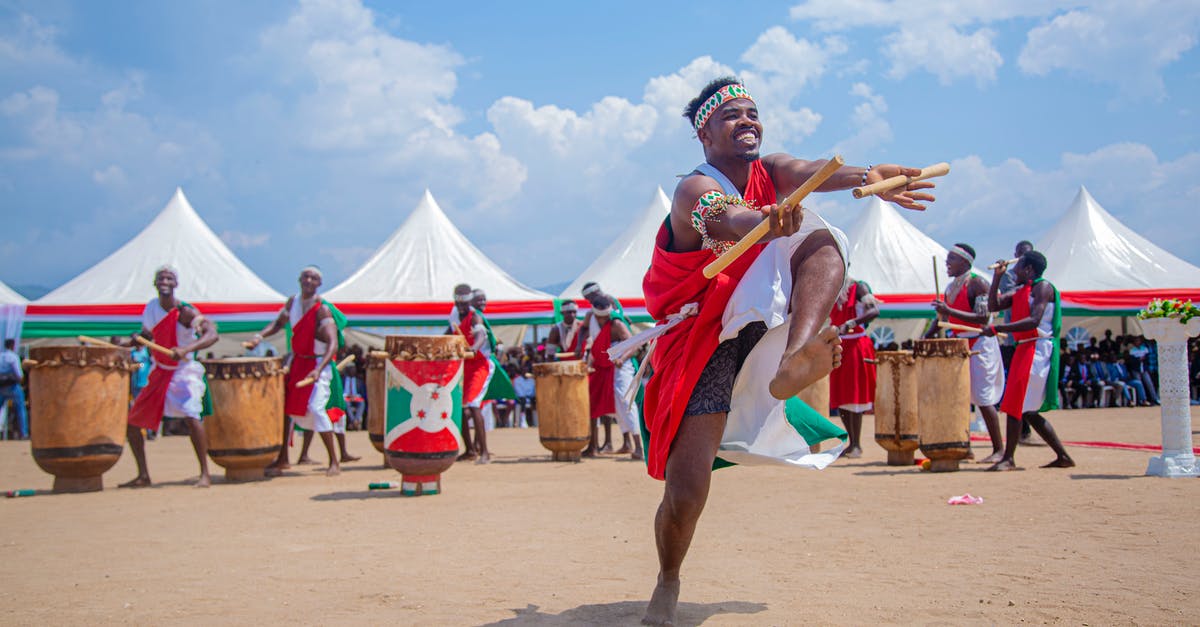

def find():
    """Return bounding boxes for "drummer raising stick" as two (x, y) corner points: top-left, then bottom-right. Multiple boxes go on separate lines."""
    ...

(637, 76), (941, 626)
(122, 265), (219, 488)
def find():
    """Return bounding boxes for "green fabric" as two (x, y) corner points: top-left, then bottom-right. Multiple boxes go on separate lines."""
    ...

(483, 354), (516, 401)
(712, 396), (847, 470)
(286, 298), (348, 413)
(1036, 278), (1062, 413)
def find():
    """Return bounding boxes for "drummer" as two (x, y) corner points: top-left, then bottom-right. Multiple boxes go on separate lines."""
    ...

(928, 243), (1005, 463)
(982, 251), (1074, 470)
(546, 300), (583, 359)
(122, 266), (219, 488)
(447, 283), (494, 464)
(248, 266), (349, 477)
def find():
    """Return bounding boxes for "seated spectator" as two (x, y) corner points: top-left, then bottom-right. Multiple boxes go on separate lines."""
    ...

(1085, 351), (1117, 407)
(1097, 352), (1129, 407)
(1128, 336), (1160, 405)
(512, 367), (536, 428)
(1060, 352), (1083, 409)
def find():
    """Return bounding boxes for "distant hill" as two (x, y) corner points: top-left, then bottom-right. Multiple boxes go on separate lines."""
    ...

(534, 280), (570, 296)
(12, 284), (51, 300)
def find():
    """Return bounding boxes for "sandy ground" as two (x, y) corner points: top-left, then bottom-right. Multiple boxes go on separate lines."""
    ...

(1, 406), (1198, 626)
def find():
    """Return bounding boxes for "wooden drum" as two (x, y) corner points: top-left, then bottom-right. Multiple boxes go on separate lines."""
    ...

(383, 335), (470, 496)
(873, 351), (919, 465)
(28, 346), (136, 493)
(795, 374), (830, 453)
(202, 357), (285, 481)
(915, 339), (971, 472)
(365, 350), (389, 461)
(532, 360), (590, 461)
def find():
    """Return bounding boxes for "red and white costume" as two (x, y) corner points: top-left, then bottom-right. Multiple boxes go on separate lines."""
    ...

(284, 296), (340, 434)
(587, 315), (617, 420)
(128, 300), (206, 429)
(944, 273), (1005, 407)
(456, 309), (494, 409)
(829, 281), (876, 413)
(999, 282), (1057, 416)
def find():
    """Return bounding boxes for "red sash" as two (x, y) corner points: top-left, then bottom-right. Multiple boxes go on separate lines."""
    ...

(999, 283), (1037, 417)
(285, 299), (321, 416)
(642, 159), (776, 480)
(588, 320), (615, 419)
(459, 310), (491, 402)
(128, 306), (181, 429)
(946, 278), (980, 348)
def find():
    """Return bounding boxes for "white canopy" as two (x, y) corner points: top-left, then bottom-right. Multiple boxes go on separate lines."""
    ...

(325, 189), (551, 302)
(36, 188), (283, 304)
(559, 187), (669, 303)
(1038, 186), (1200, 291)
(842, 197), (983, 294)
(0, 279), (26, 305)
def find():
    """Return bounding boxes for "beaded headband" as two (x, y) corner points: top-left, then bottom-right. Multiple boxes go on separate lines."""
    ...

(949, 246), (975, 265)
(693, 84), (754, 131)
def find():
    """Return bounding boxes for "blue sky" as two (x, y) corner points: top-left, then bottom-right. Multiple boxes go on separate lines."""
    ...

(1, 0), (1198, 296)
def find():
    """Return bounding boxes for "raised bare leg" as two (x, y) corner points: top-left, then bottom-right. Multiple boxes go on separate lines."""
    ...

(769, 231), (846, 400)
(644, 411), (727, 626)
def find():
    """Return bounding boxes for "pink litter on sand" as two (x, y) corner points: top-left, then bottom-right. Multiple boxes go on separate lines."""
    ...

(947, 494), (984, 505)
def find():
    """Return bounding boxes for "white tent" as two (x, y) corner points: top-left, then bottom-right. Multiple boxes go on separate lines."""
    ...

(36, 188), (283, 304)
(327, 189), (551, 303)
(0, 279), (27, 344)
(1036, 186), (1200, 341)
(840, 197), (986, 342)
(1039, 186), (1200, 291)
(558, 187), (669, 321)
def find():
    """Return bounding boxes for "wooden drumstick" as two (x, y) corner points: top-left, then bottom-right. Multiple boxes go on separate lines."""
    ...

(335, 354), (356, 372)
(296, 376), (315, 388)
(703, 156), (844, 279)
(134, 335), (175, 357)
(939, 321), (1008, 340)
(988, 257), (1020, 270)
(932, 255), (940, 302)
(297, 354), (358, 387)
(79, 335), (119, 348)
(852, 162), (949, 199)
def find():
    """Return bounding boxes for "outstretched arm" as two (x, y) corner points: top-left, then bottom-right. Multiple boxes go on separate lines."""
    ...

(247, 298), (292, 349)
(763, 154), (936, 211)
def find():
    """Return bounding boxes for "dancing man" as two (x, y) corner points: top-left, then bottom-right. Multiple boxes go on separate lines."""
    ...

(448, 284), (493, 463)
(638, 77), (934, 625)
(581, 289), (643, 460)
(928, 243), (1006, 462)
(123, 266), (218, 488)
(828, 275), (878, 458)
(248, 266), (351, 477)
(982, 251), (1075, 470)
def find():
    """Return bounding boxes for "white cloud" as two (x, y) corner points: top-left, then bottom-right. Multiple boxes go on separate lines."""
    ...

(830, 83), (891, 160)
(221, 230), (271, 249)
(92, 165), (126, 186)
(0, 13), (74, 67)
(487, 96), (657, 160)
(1018, 2), (1200, 100)
(884, 24), (1002, 86)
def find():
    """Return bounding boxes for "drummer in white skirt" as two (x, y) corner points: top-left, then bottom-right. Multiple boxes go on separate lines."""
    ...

(929, 243), (1006, 464)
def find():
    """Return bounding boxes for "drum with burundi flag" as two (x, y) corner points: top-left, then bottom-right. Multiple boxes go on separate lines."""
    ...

(383, 335), (470, 496)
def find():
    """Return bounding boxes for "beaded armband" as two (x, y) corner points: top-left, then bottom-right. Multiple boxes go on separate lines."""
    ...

(690, 191), (754, 255)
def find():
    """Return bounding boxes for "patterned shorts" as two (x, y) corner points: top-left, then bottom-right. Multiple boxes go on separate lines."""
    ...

(684, 322), (768, 417)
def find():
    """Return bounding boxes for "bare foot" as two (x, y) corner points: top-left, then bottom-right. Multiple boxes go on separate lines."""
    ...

(598, 443), (613, 454)
(297, 457), (318, 466)
(325, 464), (341, 477)
(631, 450), (644, 461)
(194, 475), (211, 488)
(986, 458), (1019, 472)
(615, 445), (632, 454)
(340, 453), (361, 463)
(642, 576), (680, 626)
(475, 452), (491, 465)
(1040, 456), (1075, 468)
(119, 476), (152, 488)
(769, 325), (843, 401)
(457, 451), (477, 462)
(842, 446), (863, 459)
(979, 451), (1004, 464)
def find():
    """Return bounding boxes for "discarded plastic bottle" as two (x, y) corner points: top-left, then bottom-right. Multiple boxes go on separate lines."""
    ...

(6, 489), (35, 498)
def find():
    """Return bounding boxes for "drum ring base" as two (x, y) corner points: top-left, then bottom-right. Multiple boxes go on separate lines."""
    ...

(53, 475), (103, 493)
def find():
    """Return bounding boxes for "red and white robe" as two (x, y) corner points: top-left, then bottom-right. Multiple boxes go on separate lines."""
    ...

(829, 281), (876, 413)
(285, 296), (339, 433)
(944, 273), (1004, 407)
(457, 309), (495, 409)
(128, 300), (206, 429)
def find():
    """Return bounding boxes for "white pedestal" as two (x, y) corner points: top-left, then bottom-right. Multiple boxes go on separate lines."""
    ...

(1140, 316), (1200, 478)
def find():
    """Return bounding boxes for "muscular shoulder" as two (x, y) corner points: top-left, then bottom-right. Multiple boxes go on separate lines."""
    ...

(672, 175), (720, 213)
(316, 302), (332, 319)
